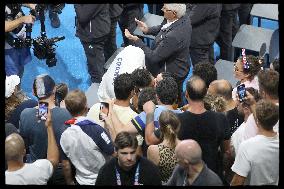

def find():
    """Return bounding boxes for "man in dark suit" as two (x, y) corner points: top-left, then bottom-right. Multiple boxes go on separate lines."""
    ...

(74, 4), (111, 85)
(216, 4), (240, 62)
(124, 4), (191, 106)
(186, 4), (222, 66)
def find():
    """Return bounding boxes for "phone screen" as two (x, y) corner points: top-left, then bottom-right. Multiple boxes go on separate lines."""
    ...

(38, 102), (49, 121)
(237, 84), (246, 102)
(99, 102), (109, 121)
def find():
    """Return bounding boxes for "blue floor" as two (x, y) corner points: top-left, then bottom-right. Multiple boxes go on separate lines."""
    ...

(21, 4), (278, 99)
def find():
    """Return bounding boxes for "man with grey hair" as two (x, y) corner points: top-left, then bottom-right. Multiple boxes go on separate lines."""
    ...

(125, 3), (191, 106)
(167, 139), (223, 186)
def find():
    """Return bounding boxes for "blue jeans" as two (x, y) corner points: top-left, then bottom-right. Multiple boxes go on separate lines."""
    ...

(5, 47), (31, 78)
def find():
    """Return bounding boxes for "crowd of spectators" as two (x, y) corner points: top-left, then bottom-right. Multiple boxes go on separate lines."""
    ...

(5, 3), (279, 186)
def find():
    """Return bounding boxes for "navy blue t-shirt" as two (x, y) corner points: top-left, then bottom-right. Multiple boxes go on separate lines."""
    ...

(19, 107), (72, 162)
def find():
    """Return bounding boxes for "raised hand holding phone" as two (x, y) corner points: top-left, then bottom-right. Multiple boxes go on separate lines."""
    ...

(99, 102), (109, 121)
(237, 84), (246, 102)
(45, 106), (52, 128)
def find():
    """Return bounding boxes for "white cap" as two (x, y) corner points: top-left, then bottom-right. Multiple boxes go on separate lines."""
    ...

(5, 75), (20, 98)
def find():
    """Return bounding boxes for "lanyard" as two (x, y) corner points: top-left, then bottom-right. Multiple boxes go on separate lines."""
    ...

(115, 163), (140, 185)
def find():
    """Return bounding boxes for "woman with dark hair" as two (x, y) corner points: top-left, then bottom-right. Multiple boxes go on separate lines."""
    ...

(147, 110), (180, 184)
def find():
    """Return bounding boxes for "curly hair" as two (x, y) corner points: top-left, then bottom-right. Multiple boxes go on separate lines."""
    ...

(114, 73), (135, 100)
(137, 87), (158, 113)
(131, 68), (153, 88)
(237, 55), (262, 80)
(156, 77), (178, 105)
(204, 93), (226, 112)
(193, 62), (217, 88)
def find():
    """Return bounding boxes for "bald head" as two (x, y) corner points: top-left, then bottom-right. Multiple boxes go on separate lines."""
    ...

(208, 79), (232, 101)
(5, 133), (25, 161)
(175, 139), (202, 165)
(186, 76), (207, 101)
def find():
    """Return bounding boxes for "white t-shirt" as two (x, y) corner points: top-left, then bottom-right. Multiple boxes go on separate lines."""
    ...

(86, 102), (137, 127)
(231, 121), (246, 155)
(97, 45), (145, 102)
(5, 159), (53, 185)
(60, 117), (115, 185)
(231, 134), (279, 185)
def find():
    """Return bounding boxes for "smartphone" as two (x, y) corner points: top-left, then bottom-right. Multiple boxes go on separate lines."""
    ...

(237, 84), (246, 102)
(38, 102), (49, 121)
(99, 102), (109, 121)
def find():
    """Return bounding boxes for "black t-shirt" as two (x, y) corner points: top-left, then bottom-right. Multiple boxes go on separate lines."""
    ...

(224, 107), (244, 136)
(96, 156), (162, 185)
(177, 110), (230, 175)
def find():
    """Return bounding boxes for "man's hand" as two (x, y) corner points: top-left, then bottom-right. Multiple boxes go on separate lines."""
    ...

(124, 29), (139, 42)
(143, 100), (156, 114)
(45, 107), (52, 128)
(135, 18), (149, 33)
(23, 4), (37, 10)
(20, 15), (36, 24)
(242, 90), (256, 107)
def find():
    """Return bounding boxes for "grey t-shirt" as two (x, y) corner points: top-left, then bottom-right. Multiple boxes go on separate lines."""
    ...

(19, 107), (72, 162)
(167, 164), (223, 186)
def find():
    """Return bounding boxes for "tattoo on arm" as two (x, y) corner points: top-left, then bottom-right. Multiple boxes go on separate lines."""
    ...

(146, 112), (154, 125)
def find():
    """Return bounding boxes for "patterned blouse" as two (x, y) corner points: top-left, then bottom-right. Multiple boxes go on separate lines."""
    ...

(158, 144), (178, 183)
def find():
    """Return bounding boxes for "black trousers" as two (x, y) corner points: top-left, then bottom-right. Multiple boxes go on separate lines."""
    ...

(81, 35), (108, 83)
(216, 9), (238, 61)
(104, 17), (119, 62)
(238, 4), (253, 26)
(118, 6), (143, 46)
(189, 44), (215, 66)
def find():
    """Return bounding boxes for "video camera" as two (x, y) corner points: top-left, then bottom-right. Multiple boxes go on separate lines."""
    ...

(6, 4), (65, 67)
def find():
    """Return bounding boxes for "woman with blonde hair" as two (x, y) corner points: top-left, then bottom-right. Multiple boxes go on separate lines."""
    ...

(147, 110), (180, 184)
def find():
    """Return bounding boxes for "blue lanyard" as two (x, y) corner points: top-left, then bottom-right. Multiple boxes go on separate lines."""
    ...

(115, 163), (140, 185)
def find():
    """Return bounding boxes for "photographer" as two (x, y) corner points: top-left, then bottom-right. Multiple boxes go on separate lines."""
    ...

(5, 4), (36, 79)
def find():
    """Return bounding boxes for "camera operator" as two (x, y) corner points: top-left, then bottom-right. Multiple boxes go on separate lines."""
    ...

(5, 4), (36, 79)
(48, 4), (65, 28)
